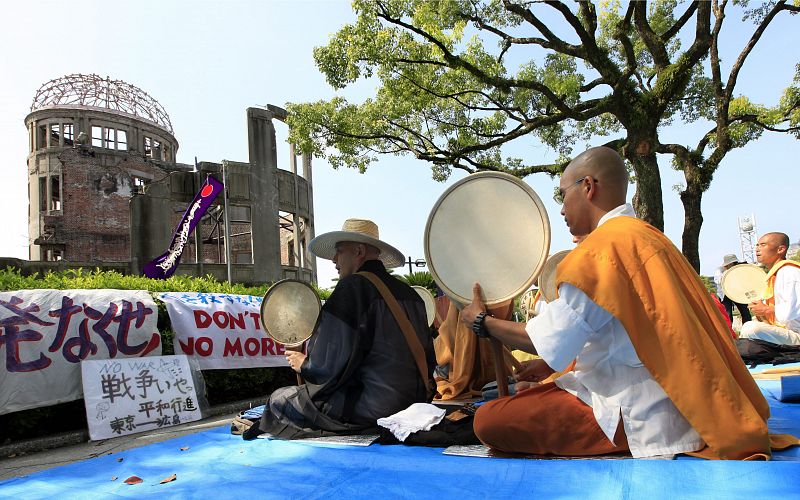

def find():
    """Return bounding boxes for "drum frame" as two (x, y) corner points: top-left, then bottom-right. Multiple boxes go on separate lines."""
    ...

(259, 278), (321, 348)
(720, 263), (767, 304)
(423, 171), (551, 306)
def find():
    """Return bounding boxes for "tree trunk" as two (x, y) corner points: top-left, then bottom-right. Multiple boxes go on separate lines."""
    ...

(680, 180), (703, 273)
(627, 150), (665, 231)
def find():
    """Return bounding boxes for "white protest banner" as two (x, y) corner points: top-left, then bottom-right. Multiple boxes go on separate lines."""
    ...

(0, 289), (161, 415)
(160, 292), (289, 370)
(81, 354), (203, 440)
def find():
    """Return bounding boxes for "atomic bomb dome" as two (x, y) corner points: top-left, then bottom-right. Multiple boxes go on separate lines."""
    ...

(31, 73), (173, 134)
(21, 75), (316, 286)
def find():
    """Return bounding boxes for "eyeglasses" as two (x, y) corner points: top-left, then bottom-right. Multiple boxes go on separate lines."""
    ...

(553, 176), (590, 204)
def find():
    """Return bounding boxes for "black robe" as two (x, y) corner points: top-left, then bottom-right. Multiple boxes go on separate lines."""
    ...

(258, 260), (436, 438)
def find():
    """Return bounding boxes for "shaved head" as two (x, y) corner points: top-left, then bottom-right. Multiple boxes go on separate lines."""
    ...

(566, 146), (628, 206)
(559, 146), (630, 237)
(764, 232), (790, 250)
(756, 232), (791, 267)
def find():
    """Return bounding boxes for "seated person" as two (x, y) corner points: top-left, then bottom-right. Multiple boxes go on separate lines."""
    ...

(247, 219), (435, 439)
(460, 147), (795, 459)
(434, 300), (514, 400)
(739, 232), (800, 346)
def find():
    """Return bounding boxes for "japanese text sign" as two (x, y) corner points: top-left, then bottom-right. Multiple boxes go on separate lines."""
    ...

(160, 292), (289, 370)
(0, 289), (161, 415)
(81, 355), (202, 440)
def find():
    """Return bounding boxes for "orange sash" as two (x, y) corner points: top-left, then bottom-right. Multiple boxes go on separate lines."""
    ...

(557, 216), (798, 459)
(764, 260), (800, 326)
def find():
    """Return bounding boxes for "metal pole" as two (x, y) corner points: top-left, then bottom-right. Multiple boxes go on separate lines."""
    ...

(194, 157), (203, 277)
(222, 160), (233, 284)
(290, 143), (301, 268)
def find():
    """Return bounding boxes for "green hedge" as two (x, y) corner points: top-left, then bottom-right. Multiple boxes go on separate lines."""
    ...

(0, 267), (329, 443)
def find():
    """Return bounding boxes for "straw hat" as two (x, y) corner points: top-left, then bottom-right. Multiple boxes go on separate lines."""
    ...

(722, 254), (739, 267)
(309, 218), (405, 268)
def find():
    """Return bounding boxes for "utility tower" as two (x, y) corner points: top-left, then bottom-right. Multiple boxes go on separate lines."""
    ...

(738, 214), (757, 263)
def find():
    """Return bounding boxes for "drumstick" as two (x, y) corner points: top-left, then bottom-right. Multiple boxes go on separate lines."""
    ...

(490, 338), (510, 397)
(761, 366), (800, 374)
(286, 343), (305, 385)
(502, 346), (524, 373)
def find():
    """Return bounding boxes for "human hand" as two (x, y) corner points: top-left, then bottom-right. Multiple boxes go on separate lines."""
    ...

(748, 301), (771, 318)
(513, 358), (555, 383)
(515, 381), (540, 392)
(286, 350), (307, 373)
(459, 283), (487, 327)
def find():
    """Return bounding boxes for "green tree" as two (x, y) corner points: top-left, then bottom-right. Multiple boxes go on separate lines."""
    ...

(661, 1), (800, 270)
(288, 0), (798, 270)
(398, 270), (438, 295)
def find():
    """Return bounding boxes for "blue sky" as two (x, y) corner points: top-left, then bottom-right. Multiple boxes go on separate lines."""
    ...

(0, 1), (797, 289)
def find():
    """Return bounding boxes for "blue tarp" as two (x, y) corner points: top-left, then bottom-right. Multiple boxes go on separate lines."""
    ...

(2, 367), (800, 499)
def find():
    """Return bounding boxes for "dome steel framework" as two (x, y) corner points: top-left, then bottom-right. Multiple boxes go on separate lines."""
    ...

(31, 74), (173, 134)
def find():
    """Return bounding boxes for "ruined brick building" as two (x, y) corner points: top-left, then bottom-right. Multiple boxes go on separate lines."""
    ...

(19, 74), (315, 284)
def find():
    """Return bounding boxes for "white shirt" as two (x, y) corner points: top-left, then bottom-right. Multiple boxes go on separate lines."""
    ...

(774, 264), (800, 332)
(714, 267), (725, 300)
(525, 204), (703, 458)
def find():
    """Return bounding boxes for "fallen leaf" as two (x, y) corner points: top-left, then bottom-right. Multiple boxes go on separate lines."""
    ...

(124, 476), (143, 485)
(180, 446), (189, 451)
(160, 474), (177, 484)
(117, 458), (124, 462)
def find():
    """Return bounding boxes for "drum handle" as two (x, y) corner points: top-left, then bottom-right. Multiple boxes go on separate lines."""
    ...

(285, 342), (305, 385)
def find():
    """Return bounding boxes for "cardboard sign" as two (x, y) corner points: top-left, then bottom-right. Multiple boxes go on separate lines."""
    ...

(160, 292), (289, 370)
(0, 289), (161, 415)
(81, 355), (203, 440)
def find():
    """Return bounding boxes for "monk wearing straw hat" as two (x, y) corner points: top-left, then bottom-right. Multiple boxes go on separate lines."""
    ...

(246, 218), (435, 440)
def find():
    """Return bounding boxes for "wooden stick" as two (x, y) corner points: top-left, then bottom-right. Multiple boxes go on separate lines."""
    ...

(502, 346), (524, 373)
(490, 337), (509, 397)
(761, 366), (800, 374)
(286, 343), (305, 385)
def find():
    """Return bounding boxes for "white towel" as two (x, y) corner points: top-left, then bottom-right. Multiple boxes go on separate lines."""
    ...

(377, 403), (446, 442)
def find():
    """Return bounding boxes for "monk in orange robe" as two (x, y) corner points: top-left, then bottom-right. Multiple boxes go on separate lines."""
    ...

(460, 146), (798, 459)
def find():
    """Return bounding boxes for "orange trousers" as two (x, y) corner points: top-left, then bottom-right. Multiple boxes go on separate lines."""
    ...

(474, 382), (630, 456)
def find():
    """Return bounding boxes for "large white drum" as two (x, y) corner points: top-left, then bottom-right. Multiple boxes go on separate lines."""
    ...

(412, 285), (437, 326)
(539, 250), (570, 302)
(721, 264), (766, 304)
(424, 171), (551, 305)
(259, 279), (321, 347)
(519, 288), (538, 321)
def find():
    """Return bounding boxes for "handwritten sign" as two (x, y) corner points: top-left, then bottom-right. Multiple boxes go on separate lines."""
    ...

(0, 289), (161, 415)
(160, 292), (288, 370)
(81, 355), (203, 440)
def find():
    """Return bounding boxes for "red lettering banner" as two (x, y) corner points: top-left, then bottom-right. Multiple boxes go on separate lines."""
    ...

(159, 293), (289, 370)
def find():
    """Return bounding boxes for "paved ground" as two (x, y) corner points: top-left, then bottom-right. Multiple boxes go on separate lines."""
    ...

(0, 397), (263, 482)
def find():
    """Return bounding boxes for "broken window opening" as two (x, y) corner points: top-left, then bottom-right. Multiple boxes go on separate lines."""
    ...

(50, 123), (61, 147)
(117, 129), (127, 151)
(91, 126), (103, 147)
(104, 127), (115, 149)
(63, 123), (74, 146)
(144, 136), (163, 159)
(38, 125), (47, 149)
(132, 176), (147, 194)
(44, 248), (63, 262)
(39, 177), (47, 213)
(50, 175), (61, 211)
